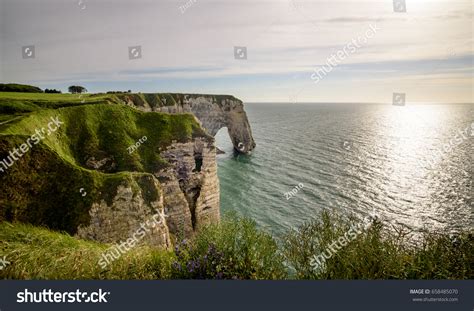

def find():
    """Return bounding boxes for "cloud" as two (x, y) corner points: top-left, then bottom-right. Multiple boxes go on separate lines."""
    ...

(0, 0), (472, 102)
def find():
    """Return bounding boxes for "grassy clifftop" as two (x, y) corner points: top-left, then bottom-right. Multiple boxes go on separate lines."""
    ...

(0, 221), (173, 279)
(0, 94), (211, 234)
(0, 91), (241, 126)
(2, 103), (208, 171)
(0, 91), (241, 114)
(1, 211), (471, 280)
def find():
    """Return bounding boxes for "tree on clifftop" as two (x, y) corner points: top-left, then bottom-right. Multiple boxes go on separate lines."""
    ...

(44, 88), (62, 93)
(68, 85), (87, 94)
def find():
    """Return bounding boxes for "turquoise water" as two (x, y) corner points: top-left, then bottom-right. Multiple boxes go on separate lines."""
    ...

(216, 103), (473, 237)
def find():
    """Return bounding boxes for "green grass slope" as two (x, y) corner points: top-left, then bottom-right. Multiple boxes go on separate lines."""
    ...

(0, 221), (174, 279)
(0, 91), (240, 126)
(0, 92), (112, 125)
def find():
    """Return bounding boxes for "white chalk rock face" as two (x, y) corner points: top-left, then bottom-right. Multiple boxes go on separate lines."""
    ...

(122, 94), (256, 154)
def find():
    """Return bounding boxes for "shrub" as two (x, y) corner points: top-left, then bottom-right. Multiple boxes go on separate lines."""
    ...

(406, 232), (473, 279)
(44, 89), (62, 93)
(171, 213), (287, 279)
(283, 210), (474, 279)
(68, 85), (87, 94)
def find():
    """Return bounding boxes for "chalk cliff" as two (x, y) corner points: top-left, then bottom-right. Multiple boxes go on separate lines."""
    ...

(115, 94), (256, 154)
(75, 137), (219, 246)
(157, 137), (219, 238)
(0, 92), (253, 250)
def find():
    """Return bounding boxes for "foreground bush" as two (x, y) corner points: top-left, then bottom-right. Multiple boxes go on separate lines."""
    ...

(283, 210), (474, 279)
(170, 213), (287, 279)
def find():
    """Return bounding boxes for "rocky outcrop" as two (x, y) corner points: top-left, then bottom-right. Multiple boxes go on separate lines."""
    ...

(116, 94), (256, 154)
(157, 138), (220, 238)
(75, 136), (220, 245)
(74, 137), (219, 246)
(76, 175), (171, 249)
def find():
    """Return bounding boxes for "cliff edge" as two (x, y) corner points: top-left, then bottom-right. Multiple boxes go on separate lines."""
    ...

(114, 93), (256, 154)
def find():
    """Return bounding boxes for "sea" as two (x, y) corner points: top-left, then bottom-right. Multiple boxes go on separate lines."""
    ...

(215, 103), (473, 238)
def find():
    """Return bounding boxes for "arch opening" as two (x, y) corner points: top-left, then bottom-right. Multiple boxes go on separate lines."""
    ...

(214, 127), (233, 154)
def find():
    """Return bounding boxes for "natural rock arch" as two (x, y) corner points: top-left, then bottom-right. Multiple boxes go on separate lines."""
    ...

(182, 96), (256, 154)
(119, 93), (256, 154)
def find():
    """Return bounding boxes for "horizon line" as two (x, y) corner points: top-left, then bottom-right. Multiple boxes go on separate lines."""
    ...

(245, 102), (474, 105)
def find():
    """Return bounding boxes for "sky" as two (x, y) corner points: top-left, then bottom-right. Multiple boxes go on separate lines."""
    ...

(0, 0), (473, 103)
